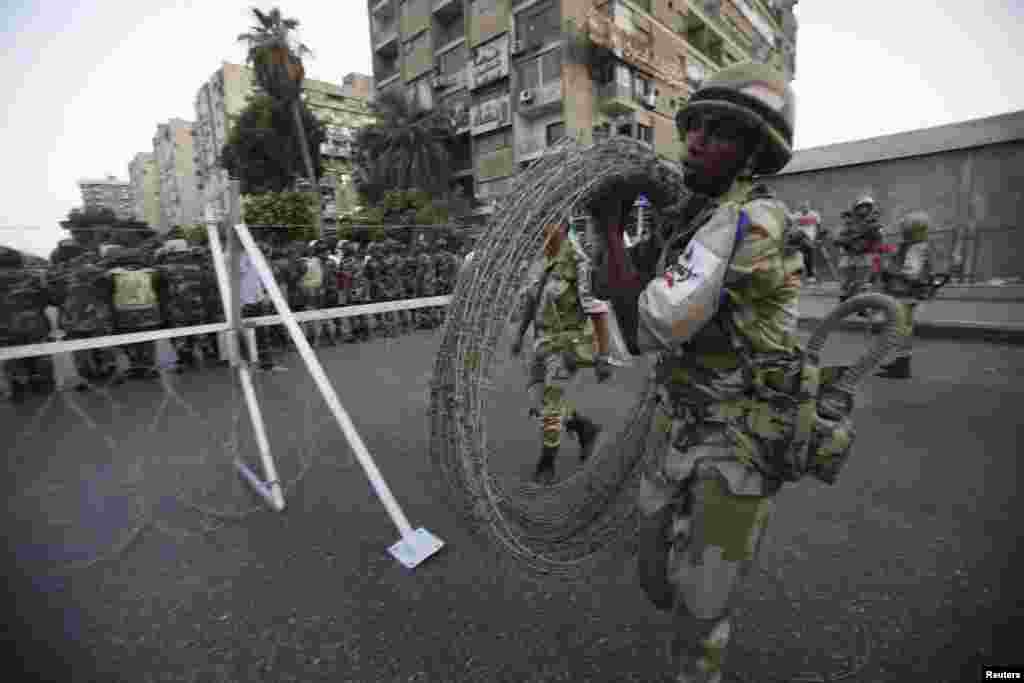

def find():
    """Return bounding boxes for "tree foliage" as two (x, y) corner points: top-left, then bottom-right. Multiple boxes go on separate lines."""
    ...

(60, 207), (155, 247)
(242, 191), (317, 243)
(219, 93), (325, 195)
(237, 7), (312, 104)
(352, 90), (455, 205)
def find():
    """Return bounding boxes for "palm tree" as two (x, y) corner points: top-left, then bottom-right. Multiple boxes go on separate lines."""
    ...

(353, 90), (455, 206)
(237, 7), (321, 235)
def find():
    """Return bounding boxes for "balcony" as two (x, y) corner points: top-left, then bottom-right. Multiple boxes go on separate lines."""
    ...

(373, 25), (399, 57)
(371, 0), (394, 17)
(432, 0), (461, 22)
(597, 80), (640, 116)
(376, 70), (401, 89)
(517, 79), (563, 119)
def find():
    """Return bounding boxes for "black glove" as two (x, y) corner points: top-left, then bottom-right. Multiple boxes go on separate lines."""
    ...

(594, 354), (613, 383)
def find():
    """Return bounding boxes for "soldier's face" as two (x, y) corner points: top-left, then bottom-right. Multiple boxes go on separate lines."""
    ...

(681, 113), (755, 193)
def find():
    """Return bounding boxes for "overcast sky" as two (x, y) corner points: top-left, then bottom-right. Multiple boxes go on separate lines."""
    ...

(1, 0), (1022, 258)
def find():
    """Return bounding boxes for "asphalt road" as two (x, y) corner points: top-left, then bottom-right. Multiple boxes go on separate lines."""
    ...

(2, 327), (1022, 683)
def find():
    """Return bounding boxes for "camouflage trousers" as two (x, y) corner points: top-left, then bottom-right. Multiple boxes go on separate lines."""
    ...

(299, 290), (335, 345)
(2, 336), (49, 385)
(636, 386), (778, 683)
(528, 351), (581, 450)
(67, 332), (117, 379)
(119, 340), (156, 373)
(340, 294), (370, 340)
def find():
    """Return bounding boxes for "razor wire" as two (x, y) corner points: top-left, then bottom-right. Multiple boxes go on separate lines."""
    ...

(6, 339), (333, 574)
(429, 137), (699, 581)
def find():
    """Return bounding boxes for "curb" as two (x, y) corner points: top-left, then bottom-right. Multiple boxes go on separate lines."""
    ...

(797, 317), (1024, 345)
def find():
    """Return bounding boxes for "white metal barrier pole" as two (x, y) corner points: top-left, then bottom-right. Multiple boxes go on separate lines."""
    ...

(212, 188), (284, 512)
(233, 221), (444, 569)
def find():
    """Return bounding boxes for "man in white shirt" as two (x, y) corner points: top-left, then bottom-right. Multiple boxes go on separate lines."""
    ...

(238, 247), (278, 370)
(792, 201), (821, 281)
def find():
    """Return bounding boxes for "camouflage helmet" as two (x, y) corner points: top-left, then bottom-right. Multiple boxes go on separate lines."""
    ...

(676, 61), (796, 175)
(853, 194), (876, 212)
(899, 211), (930, 243)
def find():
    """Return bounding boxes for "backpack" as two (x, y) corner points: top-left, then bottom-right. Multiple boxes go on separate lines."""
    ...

(712, 206), (858, 486)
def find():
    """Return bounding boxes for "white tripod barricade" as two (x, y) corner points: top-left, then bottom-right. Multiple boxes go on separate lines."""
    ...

(204, 215), (285, 512)
(232, 222), (445, 570)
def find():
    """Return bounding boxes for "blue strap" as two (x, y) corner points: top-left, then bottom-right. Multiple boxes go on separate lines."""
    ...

(719, 210), (749, 308)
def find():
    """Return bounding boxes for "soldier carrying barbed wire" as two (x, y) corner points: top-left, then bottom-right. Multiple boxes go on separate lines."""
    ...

(591, 62), (807, 683)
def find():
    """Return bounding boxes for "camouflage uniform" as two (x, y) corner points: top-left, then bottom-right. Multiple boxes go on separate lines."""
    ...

(434, 243), (460, 325)
(156, 247), (208, 370)
(102, 248), (166, 379)
(297, 247), (335, 346)
(876, 211), (933, 378)
(526, 230), (609, 456)
(398, 244), (419, 333)
(835, 199), (885, 303)
(369, 244), (400, 337)
(269, 247), (302, 350)
(51, 253), (116, 380)
(415, 246), (440, 329)
(598, 63), (805, 683)
(337, 244), (365, 342)
(1, 251), (51, 400)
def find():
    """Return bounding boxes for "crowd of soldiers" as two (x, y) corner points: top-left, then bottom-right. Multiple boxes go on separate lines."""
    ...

(0, 235), (465, 402)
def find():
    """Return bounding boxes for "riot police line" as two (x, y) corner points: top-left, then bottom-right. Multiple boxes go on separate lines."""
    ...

(0, 228), (469, 403)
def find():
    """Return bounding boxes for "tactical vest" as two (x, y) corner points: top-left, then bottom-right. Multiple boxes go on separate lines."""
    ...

(300, 256), (324, 293)
(0, 268), (50, 341)
(652, 187), (856, 487)
(109, 267), (162, 329)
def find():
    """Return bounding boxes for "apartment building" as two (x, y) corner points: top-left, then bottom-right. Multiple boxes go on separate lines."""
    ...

(192, 62), (376, 230)
(153, 119), (200, 231)
(78, 175), (136, 221)
(367, 0), (798, 215)
(128, 152), (162, 230)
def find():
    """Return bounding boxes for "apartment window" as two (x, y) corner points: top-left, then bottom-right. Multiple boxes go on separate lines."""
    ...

(516, 0), (559, 48)
(438, 44), (468, 75)
(475, 128), (512, 155)
(637, 124), (653, 144)
(517, 47), (562, 91)
(546, 122), (566, 146)
(635, 74), (652, 97)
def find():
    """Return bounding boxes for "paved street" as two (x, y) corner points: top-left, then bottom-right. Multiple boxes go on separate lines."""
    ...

(2, 327), (1021, 683)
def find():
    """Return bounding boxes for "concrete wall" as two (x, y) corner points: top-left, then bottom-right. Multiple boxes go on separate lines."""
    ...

(762, 140), (1024, 282)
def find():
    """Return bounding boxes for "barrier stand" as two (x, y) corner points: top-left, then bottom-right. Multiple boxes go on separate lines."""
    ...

(233, 220), (445, 569)
(205, 187), (284, 512)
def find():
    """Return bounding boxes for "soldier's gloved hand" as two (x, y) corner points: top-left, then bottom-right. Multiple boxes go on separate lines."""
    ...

(594, 354), (613, 383)
(511, 337), (523, 357)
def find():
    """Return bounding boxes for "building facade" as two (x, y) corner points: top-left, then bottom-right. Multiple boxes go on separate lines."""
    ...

(367, 0), (798, 216)
(78, 175), (136, 221)
(192, 61), (376, 232)
(128, 152), (162, 230)
(152, 119), (200, 231)
(764, 109), (1024, 284)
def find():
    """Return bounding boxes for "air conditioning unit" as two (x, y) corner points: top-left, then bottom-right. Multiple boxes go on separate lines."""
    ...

(642, 92), (657, 109)
(519, 89), (534, 105)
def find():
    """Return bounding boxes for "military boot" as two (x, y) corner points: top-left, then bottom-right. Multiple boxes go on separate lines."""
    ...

(875, 356), (911, 379)
(564, 412), (603, 463)
(532, 445), (558, 485)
